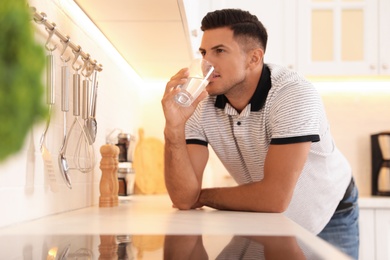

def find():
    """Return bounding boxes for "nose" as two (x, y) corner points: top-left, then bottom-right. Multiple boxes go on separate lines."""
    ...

(203, 55), (212, 63)
(202, 57), (215, 69)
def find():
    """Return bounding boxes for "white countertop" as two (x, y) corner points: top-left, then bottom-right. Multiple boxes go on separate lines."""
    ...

(0, 195), (351, 259)
(359, 196), (390, 209)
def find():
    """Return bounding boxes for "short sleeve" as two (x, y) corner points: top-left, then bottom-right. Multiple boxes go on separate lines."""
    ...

(268, 81), (321, 144)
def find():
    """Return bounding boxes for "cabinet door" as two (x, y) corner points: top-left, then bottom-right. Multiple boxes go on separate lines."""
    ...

(297, 0), (379, 76)
(379, 0), (390, 75)
(375, 210), (390, 260)
(360, 209), (376, 260)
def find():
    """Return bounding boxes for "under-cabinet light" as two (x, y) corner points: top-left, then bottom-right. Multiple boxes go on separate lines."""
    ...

(56, 0), (143, 85)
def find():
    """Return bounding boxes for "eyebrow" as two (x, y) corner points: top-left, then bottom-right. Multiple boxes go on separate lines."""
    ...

(199, 44), (227, 53)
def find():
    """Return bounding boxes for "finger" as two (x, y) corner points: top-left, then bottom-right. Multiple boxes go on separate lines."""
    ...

(164, 68), (189, 94)
(170, 68), (189, 81)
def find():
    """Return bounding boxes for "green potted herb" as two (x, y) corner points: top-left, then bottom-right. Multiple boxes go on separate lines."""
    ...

(0, 0), (46, 161)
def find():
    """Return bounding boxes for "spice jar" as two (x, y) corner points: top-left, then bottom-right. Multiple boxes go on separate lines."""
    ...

(117, 166), (135, 196)
(116, 133), (131, 162)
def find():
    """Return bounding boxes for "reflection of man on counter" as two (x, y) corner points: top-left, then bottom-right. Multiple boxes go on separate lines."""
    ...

(161, 8), (359, 259)
(164, 235), (308, 260)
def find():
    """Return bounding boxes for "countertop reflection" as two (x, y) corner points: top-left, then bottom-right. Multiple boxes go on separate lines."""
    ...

(1, 233), (322, 259)
(0, 195), (350, 259)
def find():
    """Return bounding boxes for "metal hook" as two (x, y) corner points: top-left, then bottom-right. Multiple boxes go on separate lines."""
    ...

(86, 62), (95, 80)
(45, 22), (57, 52)
(87, 60), (99, 81)
(81, 54), (92, 77)
(34, 11), (47, 24)
(72, 46), (83, 72)
(92, 60), (98, 69)
(60, 35), (71, 63)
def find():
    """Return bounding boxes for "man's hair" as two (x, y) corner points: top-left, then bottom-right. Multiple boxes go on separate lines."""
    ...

(201, 9), (268, 52)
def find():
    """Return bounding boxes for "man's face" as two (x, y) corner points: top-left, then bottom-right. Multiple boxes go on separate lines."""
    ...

(199, 27), (250, 96)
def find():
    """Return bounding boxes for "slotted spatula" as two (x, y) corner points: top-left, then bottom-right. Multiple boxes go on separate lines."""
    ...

(40, 51), (58, 193)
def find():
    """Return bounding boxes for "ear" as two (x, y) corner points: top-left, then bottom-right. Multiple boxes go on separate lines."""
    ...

(248, 48), (264, 68)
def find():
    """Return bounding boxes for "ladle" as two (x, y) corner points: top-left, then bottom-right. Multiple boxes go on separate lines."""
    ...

(58, 37), (72, 189)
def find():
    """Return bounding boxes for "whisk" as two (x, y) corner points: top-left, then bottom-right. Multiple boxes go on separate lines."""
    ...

(61, 50), (95, 174)
(75, 56), (96, 173)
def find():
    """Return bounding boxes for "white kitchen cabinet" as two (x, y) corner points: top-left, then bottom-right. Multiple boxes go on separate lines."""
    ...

(297, 0), (390, 76)
(180, 0), (296, 68)
(375, 210), (390, 260)
(378, 0), (390, 75)
(359, 209), (376, 260)
(359, 197), (390, 260)
(181, 0), (390, 76)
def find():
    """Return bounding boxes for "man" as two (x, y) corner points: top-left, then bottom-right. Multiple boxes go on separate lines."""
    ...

(161, 8), (359, 259)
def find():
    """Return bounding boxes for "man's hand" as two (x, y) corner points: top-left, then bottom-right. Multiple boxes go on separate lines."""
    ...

(161, 68), (208, 131)
(162, 69), (209, 211)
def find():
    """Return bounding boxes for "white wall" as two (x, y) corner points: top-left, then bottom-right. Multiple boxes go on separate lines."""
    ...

(317, 81), (390, 196)
(0, 0), (142, 228)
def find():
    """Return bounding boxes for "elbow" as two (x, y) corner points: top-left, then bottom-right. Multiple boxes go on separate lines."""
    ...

(263, 188), (294, 213)
(174, 202), (193, 210)
(267, 205), (287, 213)
(268, 198), (290, 213)
(256, 196), (290, 213)
(168, 191), (200, 210)
(171, 198), (196, 210)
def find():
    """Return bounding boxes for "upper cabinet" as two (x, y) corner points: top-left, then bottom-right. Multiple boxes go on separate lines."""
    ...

(378, 0), (390, 75)
(297, 0), (390, 76)
(179, 0), (296, 67)
(179, 0), (390, 76)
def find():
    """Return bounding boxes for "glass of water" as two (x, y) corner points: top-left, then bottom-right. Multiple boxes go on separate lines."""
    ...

(174, 58), (214, 107)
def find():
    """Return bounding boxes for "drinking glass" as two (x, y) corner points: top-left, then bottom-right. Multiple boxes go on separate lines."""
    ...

(174, 58), (214, 107)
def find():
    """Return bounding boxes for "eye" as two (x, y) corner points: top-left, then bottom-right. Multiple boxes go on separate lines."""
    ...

(216, 48), (225, 54)
(199, 50), (206, 56)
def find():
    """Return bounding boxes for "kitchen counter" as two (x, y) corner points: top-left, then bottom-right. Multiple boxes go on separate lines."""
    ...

(359, 196), (390, 209)
(0, 195), (350, 259)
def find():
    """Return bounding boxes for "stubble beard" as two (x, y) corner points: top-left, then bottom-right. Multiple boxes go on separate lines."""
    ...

(207, 74), (247, 98)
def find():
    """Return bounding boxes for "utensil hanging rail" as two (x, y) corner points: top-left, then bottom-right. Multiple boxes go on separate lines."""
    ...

(31, 7), (103, 72)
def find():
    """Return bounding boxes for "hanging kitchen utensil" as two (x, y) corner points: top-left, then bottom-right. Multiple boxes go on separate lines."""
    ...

(40, 27), (58, 192)
(73, 57), (95, 173)
(58, 37), (72, 189)
(25, 129), (35, 195)
(84, 68), (99, 145)
(58, 244), (70, 260)
(61, 48), (94, 174)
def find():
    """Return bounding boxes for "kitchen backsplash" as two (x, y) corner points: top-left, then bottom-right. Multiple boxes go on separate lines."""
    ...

(317, 81), (390, 196)
(0, 0), (141, 228)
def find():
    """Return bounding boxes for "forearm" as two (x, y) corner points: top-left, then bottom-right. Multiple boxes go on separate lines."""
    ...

(164, 235), (207, 259)
(198, 143), (310, 212)
(164, 127), (201, 209)
(198, 181), (292, 213)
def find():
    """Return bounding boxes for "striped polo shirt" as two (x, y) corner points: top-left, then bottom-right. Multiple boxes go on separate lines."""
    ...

(185, 63), (352, 234)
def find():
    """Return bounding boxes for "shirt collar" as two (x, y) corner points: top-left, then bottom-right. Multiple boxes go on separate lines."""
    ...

(215, 64), (271, 112)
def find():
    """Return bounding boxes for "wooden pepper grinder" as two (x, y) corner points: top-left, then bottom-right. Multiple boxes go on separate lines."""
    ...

(99, 144), (119, 207)
(98, 235), (118, 259)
